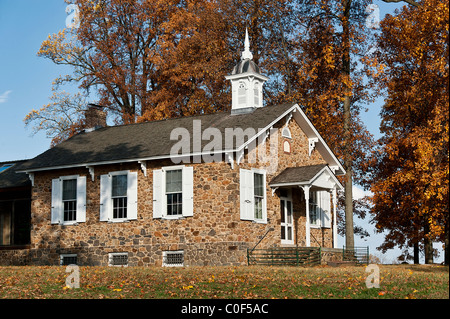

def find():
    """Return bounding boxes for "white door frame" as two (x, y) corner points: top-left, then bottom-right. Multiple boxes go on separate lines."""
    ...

(280, 190), (294, 245)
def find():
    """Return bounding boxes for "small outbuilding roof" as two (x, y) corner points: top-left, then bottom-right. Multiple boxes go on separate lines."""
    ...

(0, 160), (31, 189)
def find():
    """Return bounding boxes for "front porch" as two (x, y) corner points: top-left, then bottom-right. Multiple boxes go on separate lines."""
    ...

(270, 164), (342, 249)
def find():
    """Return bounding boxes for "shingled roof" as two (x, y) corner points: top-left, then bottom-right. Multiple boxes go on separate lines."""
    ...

(20, 103), (297, 172)
(0, 160), (31, 189)
(269, 164), (328, 186)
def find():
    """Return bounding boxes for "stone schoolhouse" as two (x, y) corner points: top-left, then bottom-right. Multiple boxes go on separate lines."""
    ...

(0, 32), (345, 267)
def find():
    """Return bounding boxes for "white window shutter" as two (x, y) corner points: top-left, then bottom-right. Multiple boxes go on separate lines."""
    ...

(321, 191), (331, 228)
(182, 166), (194, 217)
(153, 169), (163, 218)
(239, 168), (254, 221)
(100, 174), (111, 221)
(51, 178), (62, 224)
(127, 171), (138, 220)
(76, 176), (87, 223)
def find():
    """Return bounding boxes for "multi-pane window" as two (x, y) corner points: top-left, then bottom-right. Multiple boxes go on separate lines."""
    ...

(62, 179), (77, 222)
(309, 191), (320, 226)
(152, 166), (193, 219)
(166, 169), (183, 216)
(100, 171), (138, 222)
(51, 175), (86, 225)
(254, 173), (264, 220)
(112, 174), (127, 219)
(239, 168), (267, 223)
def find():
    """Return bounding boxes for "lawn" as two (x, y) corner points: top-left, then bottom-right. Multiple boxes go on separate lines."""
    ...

(0, 264), (448, 299)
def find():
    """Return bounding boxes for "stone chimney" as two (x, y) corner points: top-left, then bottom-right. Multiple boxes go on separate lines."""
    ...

(84, 103), (107, 131)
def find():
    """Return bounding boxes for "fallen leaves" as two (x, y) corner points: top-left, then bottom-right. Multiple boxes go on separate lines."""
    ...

(0, 264), (447, 299)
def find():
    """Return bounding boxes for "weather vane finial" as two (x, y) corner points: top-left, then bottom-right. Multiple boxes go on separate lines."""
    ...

(241, 28), (253, 60)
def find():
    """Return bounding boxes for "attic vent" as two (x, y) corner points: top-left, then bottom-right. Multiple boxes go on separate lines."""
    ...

(163, 250), (184, 267)
(109, 252), (128, 267)
(282, 127), (291, 139)
(60, 254), (78, 266)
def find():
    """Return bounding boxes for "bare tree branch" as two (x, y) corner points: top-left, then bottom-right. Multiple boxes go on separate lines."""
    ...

(382, 0), (420, 7)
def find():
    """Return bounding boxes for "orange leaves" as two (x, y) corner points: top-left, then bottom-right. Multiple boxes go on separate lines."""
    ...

(367, 0), (449, 252)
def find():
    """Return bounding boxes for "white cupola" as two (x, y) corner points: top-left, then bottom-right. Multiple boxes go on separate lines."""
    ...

(226, 29), (269, 114)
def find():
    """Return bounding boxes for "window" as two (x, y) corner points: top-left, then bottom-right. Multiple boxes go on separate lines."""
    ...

(166, 169), (183, 216)
(254, 173), (264, 220)
(309, 191), (320, 227)
(51, 175), (86, 225)
(108, 252), (128, 267)
(112, 174), (128, 219)
(153, 166), (193, 219)
(308, 191), (332, 228)
(163, 250), (184, 267)
(60, 254), (78, 266)
(100, 171), (138, 222)
(62, 179), (77, 222)
(239, 168), (267, 223)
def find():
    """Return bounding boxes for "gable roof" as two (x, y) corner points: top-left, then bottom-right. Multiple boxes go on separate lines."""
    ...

(269, 164), (344, 190)
(19, 103), (345, 175)
(269, 164), (328, 185)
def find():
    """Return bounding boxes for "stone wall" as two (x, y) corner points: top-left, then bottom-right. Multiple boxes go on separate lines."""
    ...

(1, 117), (337, 266)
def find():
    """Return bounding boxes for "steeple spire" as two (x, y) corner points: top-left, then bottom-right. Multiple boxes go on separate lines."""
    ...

(226, 28), (268, 114)
(241, 28), (253, 60)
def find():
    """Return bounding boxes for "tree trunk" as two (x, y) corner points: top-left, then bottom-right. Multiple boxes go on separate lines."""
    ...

(445, 221), (449, 265)
(342, 0), (354, 249)
(424, 223), (433, 264)
(413, 242), (419, 264)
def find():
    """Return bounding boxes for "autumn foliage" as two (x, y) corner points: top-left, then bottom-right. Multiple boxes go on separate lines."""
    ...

(25, 0), (449, 260)
(365, 0), (449, 262)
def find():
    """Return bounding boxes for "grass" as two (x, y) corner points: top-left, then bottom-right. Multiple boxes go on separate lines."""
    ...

(0, 264), (448, 299)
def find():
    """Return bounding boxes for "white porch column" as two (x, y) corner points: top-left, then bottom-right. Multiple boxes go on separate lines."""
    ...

(332, 187), (338, 248)
(301, 185), (311, 247)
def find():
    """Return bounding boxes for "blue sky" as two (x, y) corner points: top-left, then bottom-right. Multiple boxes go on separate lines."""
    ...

(0, 1), (443, 263)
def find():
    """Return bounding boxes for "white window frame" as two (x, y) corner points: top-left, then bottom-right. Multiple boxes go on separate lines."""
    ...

(100, 170), (138, 223)
(162, 250), (185, 267)
(51, 175), (86, 225)
(239, 168), (267, 224)
(108, 252), (129, 267)
(61, 176), (78, 224)
(309, 191), (321, 228)
(110, 171), (129, 222)
(153, 165), (194, 220)
(308, 191), (331, 229)
(163, 166), (184, 219)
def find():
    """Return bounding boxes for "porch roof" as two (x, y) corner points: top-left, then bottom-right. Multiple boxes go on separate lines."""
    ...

(269, 164), (343, 190)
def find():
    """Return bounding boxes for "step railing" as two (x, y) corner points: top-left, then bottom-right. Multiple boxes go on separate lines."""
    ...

(342, 246), (369, 264)
(247, 247), (321, 266)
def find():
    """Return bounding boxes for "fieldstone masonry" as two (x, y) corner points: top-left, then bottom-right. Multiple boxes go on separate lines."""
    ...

(0, 119), (337, 266)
